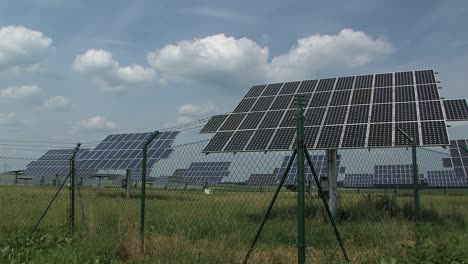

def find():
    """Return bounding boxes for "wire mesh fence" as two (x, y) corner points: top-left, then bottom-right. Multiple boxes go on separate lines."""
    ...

(0, 138), (467, 263)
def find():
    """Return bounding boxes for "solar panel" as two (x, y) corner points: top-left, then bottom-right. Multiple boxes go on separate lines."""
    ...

(245, 174), (278, 186)
(77, 131), (178, 179)
(201, 70), (466, 152)
(443, 139), (468, 178)
(181, 162), (231, 186)
(373, 164), (424, 185)
(200, 114), (228, 133)
(443, 99), (468, 121)
(273, 155), (345, 185)
(23, 149), (89, 177)
(343, 174), (374, 188)
(426, 170), (468, 187)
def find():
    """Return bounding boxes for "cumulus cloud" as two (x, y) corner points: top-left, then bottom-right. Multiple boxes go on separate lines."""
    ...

(0, 85), (41, 99)
(43, 96), (70, 110)
(76, 29), (392, 92)
(176, 102), (218, 124)
(0, 25), (52, 71)
(146, 29), (393, 88)
(147, 33), (268, 87)
(78, 115), (117, 130)
(73, 49), (155, 92)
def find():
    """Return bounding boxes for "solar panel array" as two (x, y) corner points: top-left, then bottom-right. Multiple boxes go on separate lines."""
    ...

(443, 139), (468, 178)
(245, 174), (278, 186)
(23, 149), (89, 177)
(201, 70), (468, 152)
(182, 162), (231, 186)
(272, 155), (346, 185)
(77, 131), (178, 178)
(425, 170), (468, 187)
(373, 165), (424, 185)
(343, 174), (374, 188)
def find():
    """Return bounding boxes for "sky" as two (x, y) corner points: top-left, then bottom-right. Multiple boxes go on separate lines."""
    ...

(0, 0), (467, 158)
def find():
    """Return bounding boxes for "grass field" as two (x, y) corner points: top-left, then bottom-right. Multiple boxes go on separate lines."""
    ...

(1, 185), (467, 263)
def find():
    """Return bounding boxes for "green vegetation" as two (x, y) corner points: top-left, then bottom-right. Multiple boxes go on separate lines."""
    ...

(0, 185), (467, 263)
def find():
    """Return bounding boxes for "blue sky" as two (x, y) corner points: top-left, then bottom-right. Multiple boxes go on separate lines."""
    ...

(0, 0), (467, 157)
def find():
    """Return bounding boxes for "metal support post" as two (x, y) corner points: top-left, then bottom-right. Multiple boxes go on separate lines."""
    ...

(326, 149), (338, 219)
(243, 150), (297, 264)
(70, 143), (81, 233)
(126, 169), (131, 199)
(295, 95), (306, 264)
(304, 147), (349, 262)
(140, 131), (159, 256)
(397, 128), (420, 222)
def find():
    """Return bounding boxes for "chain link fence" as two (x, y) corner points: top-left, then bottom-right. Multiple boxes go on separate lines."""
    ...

(1, 140), (467, 263)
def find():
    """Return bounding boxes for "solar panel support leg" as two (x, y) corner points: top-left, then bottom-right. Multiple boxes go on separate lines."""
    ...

(326, 149), (338, 220)
(243, 150), (297, 264)
(304, 147), (349, 262)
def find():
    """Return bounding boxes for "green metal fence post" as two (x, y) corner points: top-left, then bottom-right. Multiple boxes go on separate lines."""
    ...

(397, 128), (420, 222)
(140, 131), (159, 256)
(70, 143), (81, 234)
(295, 95), (306, 264)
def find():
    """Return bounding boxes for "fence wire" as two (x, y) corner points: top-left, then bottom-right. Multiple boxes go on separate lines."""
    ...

(0, 140), (467, 263)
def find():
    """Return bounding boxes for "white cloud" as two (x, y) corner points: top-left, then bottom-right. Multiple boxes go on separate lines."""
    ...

(78, 115), (117, 130)
(43, 96), (70, 110)
(0, 25), (52, 71)
(178, 103), (218, 116)
(0, 85), (41, 99)
(73, 49), (155, 92)
(147, 29), (393, 89)
(267, 29), (394, 81)
(147, 33), (268, 87)
(72, 49), (117, 72)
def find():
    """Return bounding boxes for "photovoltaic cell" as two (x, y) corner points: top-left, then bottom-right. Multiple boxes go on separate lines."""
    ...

(280, 81), (300, 94)
(373, 87), (393, 103)
(368, 123), (392, 147)
(259, 111), (284, 128)
(419, 101), (443, 121)
(316, 78), (336, 91)
(271, 95), (293, 110)
(203, 131), (233, 152)
(245, 85), (266, 98)
(268, 128), (296, 150)
(347, 105), (370, 124)
(316, 126), (342, 148)
(219, 113), (247, 131)
(354, 75), (373, 89)
(238, 112), (265, 130)
(443, 99), (468, 120)
(395, 122), (420, 145)
(395, 71), (414, 86)
(335, 76), (354, 90)
(395, 102), (417, 122)
(233, 98), (256, 113)
(251, 96), (274, 112)
(304, 108), (326, 126)
(371, 104), (392, 123)
(341, 124), (367, 148)
(224, 130), (254, 151)
(200, 114), (228, 133)
(297, 80), (318, 93)
(309, 92), (331, 107)
(279, 110), (296, 127)
(351, 89), (372, 104)
(417, 84), (439, 101)
(374, 73), (393, 87)
(420, 121), (449, 145)
(324, 106), (348, 125)
(395, 86), (416, 102)
(261, 83), (283, 96)
(415, 70), (436, 84)
(330, 90), (351, 106)
(304, 127), (319, 148)
(245, 129), (275, 150)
